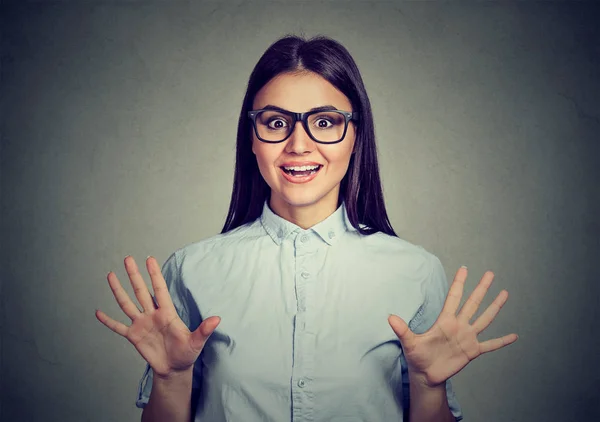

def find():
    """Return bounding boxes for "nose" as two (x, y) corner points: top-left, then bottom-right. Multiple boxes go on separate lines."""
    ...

(285, 120), (315, 154)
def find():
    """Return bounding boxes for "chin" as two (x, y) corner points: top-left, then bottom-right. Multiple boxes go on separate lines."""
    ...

(277, 194), (322, 208)
(273, 188), (339, 211)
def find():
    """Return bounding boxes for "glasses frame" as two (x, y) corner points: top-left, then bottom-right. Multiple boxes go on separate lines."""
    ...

(247, 107), (360, 144)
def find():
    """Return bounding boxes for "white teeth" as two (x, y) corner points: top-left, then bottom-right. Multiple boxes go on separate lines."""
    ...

(283, 165), (320, 171)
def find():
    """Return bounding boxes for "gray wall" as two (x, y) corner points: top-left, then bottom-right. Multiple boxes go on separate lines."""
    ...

(1, 1), (599, 421)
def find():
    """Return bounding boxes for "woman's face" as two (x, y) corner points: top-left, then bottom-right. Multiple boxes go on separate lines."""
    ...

(251, 71), (356, 218)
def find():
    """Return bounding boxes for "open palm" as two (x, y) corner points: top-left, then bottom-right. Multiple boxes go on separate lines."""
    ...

(96, 256), (220, 379)
(388, 267), (518, 387)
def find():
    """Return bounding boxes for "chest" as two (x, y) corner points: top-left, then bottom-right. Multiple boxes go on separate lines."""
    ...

(184, 244), (426, 382)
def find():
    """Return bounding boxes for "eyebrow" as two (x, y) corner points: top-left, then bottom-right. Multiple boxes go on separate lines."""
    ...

(260, 104), (338, 113)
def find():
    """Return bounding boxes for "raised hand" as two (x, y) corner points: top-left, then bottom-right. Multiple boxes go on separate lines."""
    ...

(388, 267), (518, 388)
(96, 256), (220, 379)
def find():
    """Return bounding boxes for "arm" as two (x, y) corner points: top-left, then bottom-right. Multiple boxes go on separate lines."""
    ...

(390, 260), (518, 422)
(407, 374), (455, 422)
(141, 368), (194, 422)
(95, 255), (218, 422)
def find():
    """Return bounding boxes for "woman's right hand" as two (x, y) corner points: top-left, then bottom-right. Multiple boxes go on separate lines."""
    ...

(96, 256), (220, 379)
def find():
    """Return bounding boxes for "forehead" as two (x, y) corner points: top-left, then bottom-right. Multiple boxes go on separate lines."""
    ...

(253, 72), (352, 111)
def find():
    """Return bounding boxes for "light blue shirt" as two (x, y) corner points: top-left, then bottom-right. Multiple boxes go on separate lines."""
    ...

(136, 201), (463, 421)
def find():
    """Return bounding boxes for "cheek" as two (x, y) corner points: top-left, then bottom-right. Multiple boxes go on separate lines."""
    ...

(252, 138), (266, 164)
(326, 143), (355, 168)
(252, 140), (280, 172)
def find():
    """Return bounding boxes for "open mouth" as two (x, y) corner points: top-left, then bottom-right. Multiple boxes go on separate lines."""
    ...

(280, 164), (323, 177)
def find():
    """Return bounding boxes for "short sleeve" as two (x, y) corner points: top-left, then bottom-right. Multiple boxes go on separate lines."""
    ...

(135, 251), (203, 408)
(403, 253), (464, 421)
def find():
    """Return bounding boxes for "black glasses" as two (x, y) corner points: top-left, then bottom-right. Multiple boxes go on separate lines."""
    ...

(248, 106), (359, 144)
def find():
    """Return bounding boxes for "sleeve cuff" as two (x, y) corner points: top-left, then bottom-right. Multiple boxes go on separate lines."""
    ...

(135, 363), (153, 409)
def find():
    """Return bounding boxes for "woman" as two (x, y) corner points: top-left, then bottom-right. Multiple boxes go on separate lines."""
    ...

(96, 34), (517, 422)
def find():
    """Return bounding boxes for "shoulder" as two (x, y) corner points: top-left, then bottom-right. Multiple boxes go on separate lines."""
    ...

(360, 231), (431, 254)
(169, 218), (265, 266)
(349, 230), (441, 278)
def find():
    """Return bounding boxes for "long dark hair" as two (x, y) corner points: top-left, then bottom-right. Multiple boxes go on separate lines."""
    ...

(221, 34), (397, 237)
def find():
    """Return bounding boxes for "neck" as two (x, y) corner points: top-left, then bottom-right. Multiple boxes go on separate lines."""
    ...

(269, 195), (339, 230)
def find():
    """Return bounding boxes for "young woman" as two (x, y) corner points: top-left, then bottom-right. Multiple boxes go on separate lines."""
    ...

(96, 34), (517, 422)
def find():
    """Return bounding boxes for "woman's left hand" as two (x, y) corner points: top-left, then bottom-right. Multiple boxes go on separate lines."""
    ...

(388, 267), (518, 388)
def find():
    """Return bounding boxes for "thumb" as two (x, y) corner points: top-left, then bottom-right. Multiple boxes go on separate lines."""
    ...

(190, 316), (221, 351)
(388, 314), (415, 346)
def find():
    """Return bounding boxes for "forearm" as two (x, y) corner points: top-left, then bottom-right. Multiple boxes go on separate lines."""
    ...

(141, 368), (194, 422)
(408, 374), (455, 422)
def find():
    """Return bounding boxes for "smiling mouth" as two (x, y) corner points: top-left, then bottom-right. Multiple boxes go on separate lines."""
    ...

(280, 165), (323, 177)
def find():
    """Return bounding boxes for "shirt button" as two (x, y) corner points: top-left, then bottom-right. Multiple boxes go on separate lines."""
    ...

(301, 271), (310, 279)
(298, 379), (306, 388)
(300, 234), (309, 243)
(328, 231), (335, 239)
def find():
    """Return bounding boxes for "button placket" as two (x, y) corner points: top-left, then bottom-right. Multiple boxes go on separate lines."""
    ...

(291, 232), (308, 415)
(291, 230), (317, 421)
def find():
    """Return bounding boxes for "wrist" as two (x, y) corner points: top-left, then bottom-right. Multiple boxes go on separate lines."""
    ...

(407, 367), (445, 390)
(407, 370), (454, 422)
(144, 366), (193, 422)
(154, 365), (194, 383)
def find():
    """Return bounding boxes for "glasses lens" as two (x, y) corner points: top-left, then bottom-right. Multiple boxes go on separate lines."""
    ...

(255, 111), (293, 142)
(255, 111), (347, 142)
(307, 111), (346, 142)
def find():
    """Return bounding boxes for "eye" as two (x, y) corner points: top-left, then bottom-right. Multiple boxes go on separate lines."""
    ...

(309, 112), (344, 130)
(257, 111), (291, 131)
(267, 117), (288, 130)
(315, 118), (333, 129)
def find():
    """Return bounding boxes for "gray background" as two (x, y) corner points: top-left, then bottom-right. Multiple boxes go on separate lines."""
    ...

(1, 1), (599, 421)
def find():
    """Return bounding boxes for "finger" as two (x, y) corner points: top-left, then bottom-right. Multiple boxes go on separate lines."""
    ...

(472, 290), (509, 334)
(388, 314), (416, 348)
(458, 270), (494, 322)
(95, 309), (129, 337)
(107, 271), (142, 320)
(479, 333), (519, 354)
(441, 266), (468, 316)
(146, 256), (175, 311)
(124, 256), (155, 313)
(190, 316), (221, 351)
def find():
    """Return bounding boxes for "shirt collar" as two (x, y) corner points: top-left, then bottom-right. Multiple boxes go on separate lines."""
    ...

(260, 200), (355, 246)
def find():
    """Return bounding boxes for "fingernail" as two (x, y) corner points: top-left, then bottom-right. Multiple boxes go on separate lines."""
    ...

(461, 265), (467, 269)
